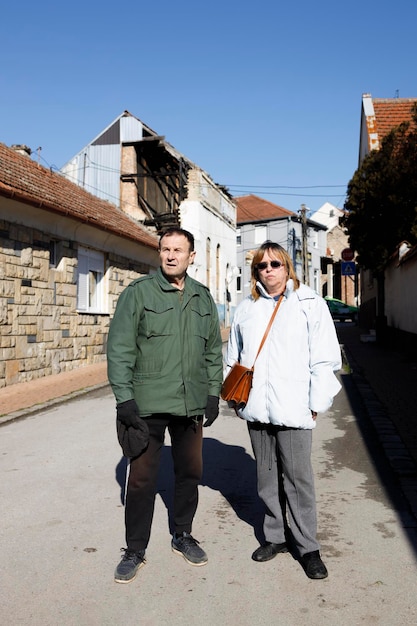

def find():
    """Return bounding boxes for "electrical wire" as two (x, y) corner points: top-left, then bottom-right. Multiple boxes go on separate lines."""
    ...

(30, 151), (347, 213)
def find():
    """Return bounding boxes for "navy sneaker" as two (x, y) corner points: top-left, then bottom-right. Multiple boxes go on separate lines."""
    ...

(114, 548), (146, 583)
(171, 532), (208, 566)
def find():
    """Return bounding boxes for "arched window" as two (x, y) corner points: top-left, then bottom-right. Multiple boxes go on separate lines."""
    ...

(216, 243), (220, 300)
(206, 237), (211, 290)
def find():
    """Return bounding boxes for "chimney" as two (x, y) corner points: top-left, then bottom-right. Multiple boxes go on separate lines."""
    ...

(11, 144), (32, 157)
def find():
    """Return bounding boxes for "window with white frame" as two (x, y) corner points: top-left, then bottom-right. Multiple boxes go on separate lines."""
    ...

(77, 246), (106, 313)
(236, 267), (242, 292)
(313, 269), (319, 294)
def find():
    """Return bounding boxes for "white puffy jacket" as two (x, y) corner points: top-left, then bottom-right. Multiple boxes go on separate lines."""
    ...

(225, 279), (342, 429)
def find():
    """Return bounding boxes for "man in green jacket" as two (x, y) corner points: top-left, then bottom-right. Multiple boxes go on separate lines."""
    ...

(107, 227), (223, 584)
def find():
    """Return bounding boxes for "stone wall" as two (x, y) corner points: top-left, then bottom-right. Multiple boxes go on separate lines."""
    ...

(0, 218), (148, 388)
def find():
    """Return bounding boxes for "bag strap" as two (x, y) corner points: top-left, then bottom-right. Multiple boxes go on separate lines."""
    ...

(253, 295), (284, 365)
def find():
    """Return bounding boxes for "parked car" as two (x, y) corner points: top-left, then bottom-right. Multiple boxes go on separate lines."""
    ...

(324, 296), (358, 322)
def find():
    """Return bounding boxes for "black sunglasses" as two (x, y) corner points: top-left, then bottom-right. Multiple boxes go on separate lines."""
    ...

(256, 260), (284, 270)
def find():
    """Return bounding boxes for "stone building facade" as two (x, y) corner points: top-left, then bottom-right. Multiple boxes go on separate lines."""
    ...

(0, 142), (159, 389)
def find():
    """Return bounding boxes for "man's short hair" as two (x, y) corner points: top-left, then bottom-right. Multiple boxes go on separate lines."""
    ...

(159, 228), (195, 252)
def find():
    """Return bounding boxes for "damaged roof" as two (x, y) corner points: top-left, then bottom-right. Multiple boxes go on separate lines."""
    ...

(0, 142), (158, 249)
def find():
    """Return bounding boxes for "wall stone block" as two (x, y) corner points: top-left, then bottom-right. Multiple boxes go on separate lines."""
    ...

(5, 359), (20, 385)
(21, 247), (33, 266)
(0, 336), (15, 348)
(0, 300), (8, 324)
(1, 347), (15, 360)
(1, 218), (149, 388)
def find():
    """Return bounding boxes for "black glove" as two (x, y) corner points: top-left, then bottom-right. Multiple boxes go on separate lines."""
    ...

(116, 399), (141, 429)
(116, 399), (150, 458)
(203, 395), (219, 427)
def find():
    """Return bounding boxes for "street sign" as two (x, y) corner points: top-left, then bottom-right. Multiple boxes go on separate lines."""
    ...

(341, 261), (356, 276)
(341, 248), (354, 261)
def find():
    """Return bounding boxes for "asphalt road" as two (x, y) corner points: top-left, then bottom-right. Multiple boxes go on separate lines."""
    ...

(1, 371), (417, 625)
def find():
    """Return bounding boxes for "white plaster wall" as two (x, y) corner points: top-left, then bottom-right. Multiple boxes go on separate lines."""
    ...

(385, 259), (417, 334)
(179, 199), (237, 316)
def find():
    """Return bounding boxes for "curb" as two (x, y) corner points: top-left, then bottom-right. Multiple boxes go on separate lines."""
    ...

(0, 381), (111, 427)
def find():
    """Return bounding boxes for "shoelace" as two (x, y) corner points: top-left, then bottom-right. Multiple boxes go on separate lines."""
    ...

(121, 548), (144, 562)
(176, 534), (199, 547)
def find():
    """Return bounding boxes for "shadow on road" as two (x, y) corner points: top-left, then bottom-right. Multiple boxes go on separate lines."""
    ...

(335, 335), (417, 558)
(114, 437), (265, 543)
(115, 456), (128, 504)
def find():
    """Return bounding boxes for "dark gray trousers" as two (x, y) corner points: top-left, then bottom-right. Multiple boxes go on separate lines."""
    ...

(248, 423), (320, 556)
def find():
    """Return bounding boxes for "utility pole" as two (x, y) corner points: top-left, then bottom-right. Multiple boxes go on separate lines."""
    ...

(300, 204), (309, 285)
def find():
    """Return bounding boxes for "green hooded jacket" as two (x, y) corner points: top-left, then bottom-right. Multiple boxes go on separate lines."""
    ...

(107, 268), (223, 417)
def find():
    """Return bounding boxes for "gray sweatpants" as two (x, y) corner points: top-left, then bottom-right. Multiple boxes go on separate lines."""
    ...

(248, 423), (320, 556)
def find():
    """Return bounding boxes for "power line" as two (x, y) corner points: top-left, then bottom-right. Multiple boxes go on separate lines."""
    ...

(58, 157), (348, 199)
(64, 159), (348, 192)
(26, 149), (347, 200)
(228, 190), (346, 198)
(223, 184), (347, 189)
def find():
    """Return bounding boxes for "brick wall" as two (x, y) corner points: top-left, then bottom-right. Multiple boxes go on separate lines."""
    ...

(323, 225), (358, 306)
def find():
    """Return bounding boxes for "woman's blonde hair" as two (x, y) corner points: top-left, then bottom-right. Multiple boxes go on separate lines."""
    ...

(250, 241), (300, 300)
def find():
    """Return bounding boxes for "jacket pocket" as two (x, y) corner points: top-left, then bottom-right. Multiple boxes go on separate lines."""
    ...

(143, 303), (175, 338)
(189, 304), (211, 341)
(133, 357), (164, 379)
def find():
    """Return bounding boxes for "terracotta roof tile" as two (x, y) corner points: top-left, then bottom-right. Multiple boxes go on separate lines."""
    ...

(236, 194), (294, 224)
(0, 142), (158, 249)
(372, 98), (417, 144)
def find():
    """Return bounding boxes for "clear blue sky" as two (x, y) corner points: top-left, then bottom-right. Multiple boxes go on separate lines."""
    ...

(2, 0), (416, 216)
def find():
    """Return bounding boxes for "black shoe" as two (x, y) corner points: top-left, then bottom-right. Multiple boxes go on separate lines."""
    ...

(251, 542), (288, 562)
(114, 548), (146, 583)
(301, 550), (328, 579)
(171, 532), (208, 566)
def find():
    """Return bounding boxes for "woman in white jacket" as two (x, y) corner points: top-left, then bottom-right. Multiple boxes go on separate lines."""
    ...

(225, 241), (341, 579)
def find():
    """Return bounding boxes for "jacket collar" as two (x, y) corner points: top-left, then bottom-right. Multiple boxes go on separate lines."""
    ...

(155, 268), (198, 302)
(256, 278), (294, 300)
(156, 267), (188, 292)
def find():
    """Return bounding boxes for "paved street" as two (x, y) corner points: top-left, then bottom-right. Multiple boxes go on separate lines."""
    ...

(1, 359), (417, 625)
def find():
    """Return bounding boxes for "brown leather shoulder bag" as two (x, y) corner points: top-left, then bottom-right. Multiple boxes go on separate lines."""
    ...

(221, 297), (283, 408)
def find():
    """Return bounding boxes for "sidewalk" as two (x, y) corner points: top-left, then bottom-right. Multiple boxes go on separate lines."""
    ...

(0, 327), (230, 424)
(0, 361), (109, 424)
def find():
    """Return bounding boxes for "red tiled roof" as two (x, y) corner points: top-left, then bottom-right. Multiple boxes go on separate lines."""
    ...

(236, 194), (294, 224)
(0, 142), (158, 249)
(372, 98), (417, 143)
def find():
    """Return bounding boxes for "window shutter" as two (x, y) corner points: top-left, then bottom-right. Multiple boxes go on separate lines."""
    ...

(88, 249), (104, 273)
(77, 249), (89, 311)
